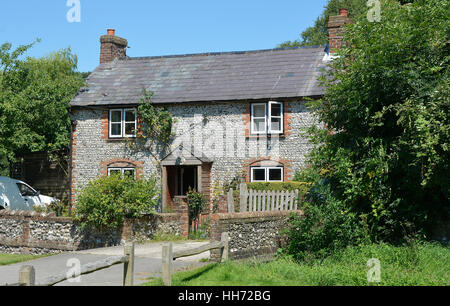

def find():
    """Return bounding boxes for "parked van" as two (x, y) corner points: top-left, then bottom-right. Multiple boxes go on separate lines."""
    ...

(0, 176), (59, 211)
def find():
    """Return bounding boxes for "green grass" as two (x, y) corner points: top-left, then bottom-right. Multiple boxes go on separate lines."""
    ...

(0, 253), (49, 266)
(143, 242), (449, 286)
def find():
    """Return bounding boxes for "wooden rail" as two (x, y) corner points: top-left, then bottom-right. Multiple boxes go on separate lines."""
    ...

(162, 232), (229, 286)
(3, 242), (135, 287)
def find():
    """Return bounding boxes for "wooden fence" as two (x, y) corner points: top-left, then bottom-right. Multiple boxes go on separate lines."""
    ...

(4, 243), (135, 286)
(162, 232), (229, 286)
(227, 183), (300, 213)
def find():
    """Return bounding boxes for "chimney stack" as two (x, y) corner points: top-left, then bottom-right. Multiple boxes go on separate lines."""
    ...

(328, 9), (351, 54)
(100, 29), (128, 64)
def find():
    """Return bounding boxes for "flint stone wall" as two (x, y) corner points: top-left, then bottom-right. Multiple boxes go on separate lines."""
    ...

(210, 210), (303, 261)
(0, 210), (183, 255)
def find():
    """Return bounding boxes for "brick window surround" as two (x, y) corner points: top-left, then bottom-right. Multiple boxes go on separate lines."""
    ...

(101, 109), (140, 141)
(244, 157), (293, 182)
(243, 101), (292, 138)
(100, 159), (144, 179)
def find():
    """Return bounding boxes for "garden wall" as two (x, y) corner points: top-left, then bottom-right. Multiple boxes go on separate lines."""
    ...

(0, 210), (184, 255)
(209, 210), (303, 261)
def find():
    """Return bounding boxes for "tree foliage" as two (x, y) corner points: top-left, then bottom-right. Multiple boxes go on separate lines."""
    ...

(0, 42), (85, 175)
(300, 0), (449, 241)
(278, 0), (414, 48)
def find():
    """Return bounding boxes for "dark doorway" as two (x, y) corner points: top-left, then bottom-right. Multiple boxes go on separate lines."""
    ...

(177, 166), (198, 196)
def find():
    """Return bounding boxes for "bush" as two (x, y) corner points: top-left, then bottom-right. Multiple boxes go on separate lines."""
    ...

(247, 181), (310, 192)
(284, 183), (368, 262)
(33, 200), (69, 217)
(301, 0), (450, 242)
(187, 188), (207, 235)
(74, 175), (159, 229)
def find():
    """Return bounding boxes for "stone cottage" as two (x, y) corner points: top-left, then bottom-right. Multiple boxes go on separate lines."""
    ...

(69, 10), (351, 212)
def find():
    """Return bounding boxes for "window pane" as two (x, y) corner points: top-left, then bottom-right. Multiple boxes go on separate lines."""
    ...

(111, 123), (122, 136)
(253, 118), (266, 133)
(271, 103), (282, 117)
(109, 169), (121, 176)
(270, 118), (282, 132)
(17, 184), (35, 197)
(269, 168), (283, 181)
(252, 168), (266, 182)
(125, 123), (136, 136)
(110, 110), (122, 123)
(125, 110), (136, 122)
(123, 169), (135, 179)
(253, 104), (266, 118)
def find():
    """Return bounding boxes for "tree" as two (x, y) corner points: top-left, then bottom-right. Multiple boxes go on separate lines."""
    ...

(301, 0), (449, 241)
(278, 0), (414, 48)
(0, 42), (85, 175)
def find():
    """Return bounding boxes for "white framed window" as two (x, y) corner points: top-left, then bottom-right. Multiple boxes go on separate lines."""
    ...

(269, 101), (284, 134)
(109, 108), (137, 138)
(250, 101), (284, 135)
(108, 167), (136, 179)
(251, 103), (267, 135)
(250, 166), (284, 182)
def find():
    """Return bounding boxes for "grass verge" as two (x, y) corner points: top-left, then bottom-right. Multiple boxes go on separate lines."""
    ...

(142, 242), (449, 286)
(0, 253), (50, 266)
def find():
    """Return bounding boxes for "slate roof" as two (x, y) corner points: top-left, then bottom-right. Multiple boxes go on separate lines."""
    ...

(70, 45), (328, 107)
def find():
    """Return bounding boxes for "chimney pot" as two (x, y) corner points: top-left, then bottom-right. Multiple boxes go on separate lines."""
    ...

(107, 29), (115, 36)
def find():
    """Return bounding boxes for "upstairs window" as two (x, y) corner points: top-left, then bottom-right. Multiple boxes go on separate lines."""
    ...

(250, 166), (284, 182)
(109, 109), (137, 138)
(250, 102), (284, 135)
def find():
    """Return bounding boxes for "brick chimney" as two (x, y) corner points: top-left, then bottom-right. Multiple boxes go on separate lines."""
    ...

(100, 29), (128, 64)
(328, 9), (351, 53)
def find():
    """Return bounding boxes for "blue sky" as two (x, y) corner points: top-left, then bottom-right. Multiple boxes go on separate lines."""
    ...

(0, 0), (328, 72)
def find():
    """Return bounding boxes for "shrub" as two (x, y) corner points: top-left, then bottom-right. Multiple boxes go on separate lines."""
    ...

(284, 183), (368, 262)
(74, 175), (159, 229)
(247, 181), (311, 192)
(300, 0), (450, 242)
(187, 188), (207, 235)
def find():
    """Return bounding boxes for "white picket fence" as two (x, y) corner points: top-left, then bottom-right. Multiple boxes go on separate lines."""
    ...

(227, 183), (301, 213)
(245, 189), (300, 212)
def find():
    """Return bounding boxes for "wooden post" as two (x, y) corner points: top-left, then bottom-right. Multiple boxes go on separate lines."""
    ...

(221, 232), (229, 262)
(123, 242), (135, 286)
(19, 265), (35, 286)
(162, 166), (168, 213)
(162, 242), (173, 286)
(227, 188), (235, 213)
(239, 183), (248, 212)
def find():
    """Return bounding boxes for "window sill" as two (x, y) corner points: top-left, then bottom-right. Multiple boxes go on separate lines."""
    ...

(246, 134), (286, 139)
(105, 137), (137, 143)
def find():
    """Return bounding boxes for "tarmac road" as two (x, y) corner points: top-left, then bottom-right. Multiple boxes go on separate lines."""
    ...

(0, 241), (210, 286)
